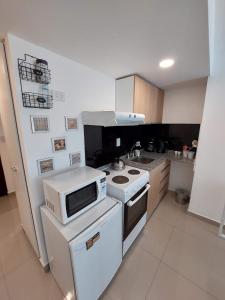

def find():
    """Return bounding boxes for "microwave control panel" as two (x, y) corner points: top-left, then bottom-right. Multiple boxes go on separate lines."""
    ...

(100, 177), (107, 197)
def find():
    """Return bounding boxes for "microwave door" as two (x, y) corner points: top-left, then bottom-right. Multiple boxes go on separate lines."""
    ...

(66, 182), (98, 218)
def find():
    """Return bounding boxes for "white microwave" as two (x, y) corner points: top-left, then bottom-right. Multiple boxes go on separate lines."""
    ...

(43, 166), (107, 224)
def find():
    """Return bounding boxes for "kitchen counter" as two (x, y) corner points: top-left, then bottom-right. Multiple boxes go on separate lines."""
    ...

(124, 150), (194, 173)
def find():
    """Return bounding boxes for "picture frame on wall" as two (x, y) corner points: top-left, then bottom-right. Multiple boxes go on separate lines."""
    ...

(37, 157), (54, 175)
(65, 116), (78, 130)
(30, 115), (50, 133)
(69, 152), (81, 166)
(52, 136), (67, 152)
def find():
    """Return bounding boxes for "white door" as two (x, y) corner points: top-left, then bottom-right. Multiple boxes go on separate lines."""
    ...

(69, 203), (122, 300)
(0, 42), (39, 255)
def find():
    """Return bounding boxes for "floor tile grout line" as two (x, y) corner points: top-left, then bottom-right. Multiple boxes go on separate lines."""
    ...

(154, 194), (218, 233)
(170, 225), (225, 256)
(144, 226), (176, 299)
(139, 243), (162, 261)
(144, 257), (161, 300)
(151, 196), (222, 300)
(3, 256), (38, 280)
(154, 209), (221, 248)
(2, 273), (12, 299)
(156, 209), (218, 234)
(2, 257), (33, 278)
(0, 224), (34, 277)
(138, 225), (175, 262)
(162, 260), (220, 300)
(0, 206), (19, 216)
(176, 224), (221, 244)
(160, 225), (176, 261)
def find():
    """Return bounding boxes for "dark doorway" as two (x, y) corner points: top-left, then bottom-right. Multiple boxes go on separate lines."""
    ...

(0, 156), (7, 196)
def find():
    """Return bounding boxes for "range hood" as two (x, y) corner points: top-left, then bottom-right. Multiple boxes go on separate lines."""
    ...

(82, 111), (145, 126)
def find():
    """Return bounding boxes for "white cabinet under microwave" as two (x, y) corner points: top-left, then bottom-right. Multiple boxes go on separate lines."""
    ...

(41, 197), (122, 300)
(43, 166), (107, 224)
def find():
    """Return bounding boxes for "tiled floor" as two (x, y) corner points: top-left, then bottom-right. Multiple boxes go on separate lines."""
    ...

(0, 193), (64, 300)
(0, 192), (224, 300)
(102, 192), (223, 300)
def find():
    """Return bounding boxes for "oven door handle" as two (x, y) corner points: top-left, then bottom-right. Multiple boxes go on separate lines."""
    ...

(127, 184), (150, 207)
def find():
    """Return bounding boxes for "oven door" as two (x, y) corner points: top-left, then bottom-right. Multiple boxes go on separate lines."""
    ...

(123, 184), (150, 240)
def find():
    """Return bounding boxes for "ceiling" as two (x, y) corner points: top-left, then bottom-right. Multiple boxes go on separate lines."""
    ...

(0, 0), (209, 88)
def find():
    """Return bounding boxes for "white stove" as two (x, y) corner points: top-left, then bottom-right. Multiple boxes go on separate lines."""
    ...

(102, 165), (149, 203)
(100, 164), (150, 256)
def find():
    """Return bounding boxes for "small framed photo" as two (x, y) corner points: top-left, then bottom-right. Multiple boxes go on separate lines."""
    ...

(30, 115), (49, 133)
(52, 136), (67, 152)
(65, 117), (78, 130)
(69, 152), (81, 166)
(37, 157), (54, 175)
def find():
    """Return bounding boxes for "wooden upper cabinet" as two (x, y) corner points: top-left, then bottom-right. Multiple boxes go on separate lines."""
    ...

(133, 75), (151, 123)
(115, 75), (164, 123)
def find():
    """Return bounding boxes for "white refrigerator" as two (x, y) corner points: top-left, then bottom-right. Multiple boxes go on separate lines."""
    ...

(41, 197), (122, 300)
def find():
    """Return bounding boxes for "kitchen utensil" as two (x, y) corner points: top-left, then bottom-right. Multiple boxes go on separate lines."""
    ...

(146, 138), (156, 152)
(111, 158), (125, 170)
(188, 151), (195, 160)
(134, 141), (141, 157)
(156, 140), (168, 153)
(192, 140), (198, 148)
(183, 150), (188, 158)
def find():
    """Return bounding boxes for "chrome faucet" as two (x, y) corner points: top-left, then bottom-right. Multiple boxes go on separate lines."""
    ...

(127, 142), (138, 159)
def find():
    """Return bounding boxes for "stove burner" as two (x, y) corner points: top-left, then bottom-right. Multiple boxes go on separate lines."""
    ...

(128, 169), (140, 175)
(112, 175), (129, 184)
(104, 170), (110, 176)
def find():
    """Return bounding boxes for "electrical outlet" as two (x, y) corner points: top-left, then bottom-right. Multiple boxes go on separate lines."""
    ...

(52, 90), (65, 102)
(116, 138), (121, 147)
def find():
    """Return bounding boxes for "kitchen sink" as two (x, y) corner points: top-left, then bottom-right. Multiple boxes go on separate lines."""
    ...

(131, 157), (155, 164)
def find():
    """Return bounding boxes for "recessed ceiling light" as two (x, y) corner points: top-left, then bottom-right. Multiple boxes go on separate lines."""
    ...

(159, 59), (175, 68)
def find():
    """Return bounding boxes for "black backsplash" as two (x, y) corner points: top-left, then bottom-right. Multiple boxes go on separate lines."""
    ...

(84, 124), (200, 168)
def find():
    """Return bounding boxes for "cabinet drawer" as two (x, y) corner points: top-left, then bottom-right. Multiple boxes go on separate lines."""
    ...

(159, 160), (170, 172)
(161, 165), (170, 181)
(159, 183), (169, 201)
(160, 175), (169, 190)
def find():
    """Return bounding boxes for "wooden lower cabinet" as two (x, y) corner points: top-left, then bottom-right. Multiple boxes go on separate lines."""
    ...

(147, 160), (170, 220)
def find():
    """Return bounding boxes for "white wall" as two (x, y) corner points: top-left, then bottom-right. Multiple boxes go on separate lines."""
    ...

(6, 34), (115, 264)
(189, 0), (225, 223)
(162, 79), (206, 194)
(0, 116), (15, 193)
(163, 79), (206, 124)
(0, 42), (39, 254)
(169, 161), (194, 193)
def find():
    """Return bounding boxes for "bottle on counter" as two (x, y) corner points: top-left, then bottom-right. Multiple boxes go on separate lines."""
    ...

(134, 141), (142, 157)
(182, 145), (189, 158)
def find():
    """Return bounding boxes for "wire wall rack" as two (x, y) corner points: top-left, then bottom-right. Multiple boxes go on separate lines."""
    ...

(22, 92), (53, 109)
(18, 54), (53, 109)
(18, 54), (51, 84)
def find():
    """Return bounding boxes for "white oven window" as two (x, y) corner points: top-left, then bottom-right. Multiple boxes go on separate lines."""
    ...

(123, 185), (148, 240)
